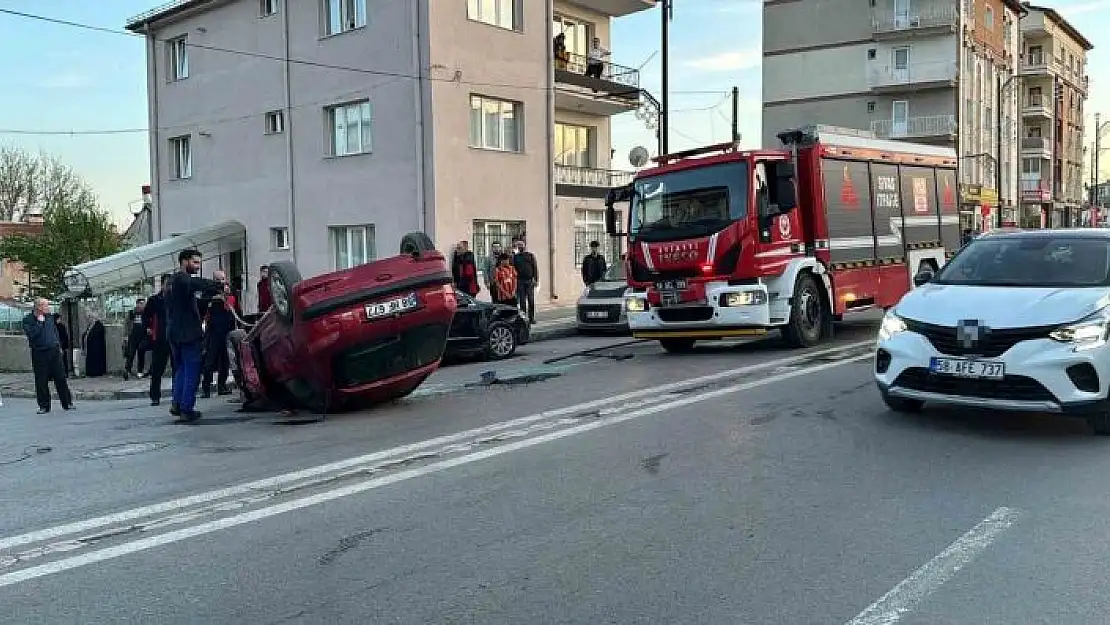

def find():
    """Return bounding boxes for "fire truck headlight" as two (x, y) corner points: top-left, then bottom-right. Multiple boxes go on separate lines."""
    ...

(721, 291), (767, 307)
(625, 297), (647, 313)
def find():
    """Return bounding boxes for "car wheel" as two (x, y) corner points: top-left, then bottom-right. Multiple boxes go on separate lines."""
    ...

(660, 338), (696, 353)
(485, 322), (517, 360)
(400, 232), (436, 257)
(782, 272), (828, 348)
(880, 390), (924, 413)
(268, 261), (303, 324)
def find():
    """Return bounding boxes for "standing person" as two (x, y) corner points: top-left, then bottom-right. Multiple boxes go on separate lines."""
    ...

(167, 249), (227, 422)
(53, 313), (72, 376)
(143, 275), (173, 407)
(512, 239), (539, 323)
(82, 314), (107, 377)
(581, 240), (607, 286)
(123, 298), (149, 380)
(22, 299), (73, 414)
(585, 37), (610, 78)
(256, 265), (272, 313)
(201, 275), (236, 398)
(481, 241), (503, 296)
(452, 240), (481, 297)
(493, 254), (518, 306)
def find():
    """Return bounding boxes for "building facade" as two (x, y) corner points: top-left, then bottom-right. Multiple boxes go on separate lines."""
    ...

(126, 0), (651, 311)
(762, 0), (1022, 231)
(1017, 4), (1092, 228)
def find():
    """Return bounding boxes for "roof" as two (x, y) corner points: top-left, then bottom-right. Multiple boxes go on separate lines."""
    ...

(980, 228), (1110, 239)
(1022, 3), (1094, 50)
(0, 222), (44, 238)
(779, 125), (958, 159)
(125, 0), (219, 32)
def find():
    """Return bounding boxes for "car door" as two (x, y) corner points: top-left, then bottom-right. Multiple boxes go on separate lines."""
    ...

(448, 293), (485, 350)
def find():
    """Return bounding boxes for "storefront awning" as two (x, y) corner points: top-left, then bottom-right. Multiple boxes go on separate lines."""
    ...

(61, 220), (245, 299)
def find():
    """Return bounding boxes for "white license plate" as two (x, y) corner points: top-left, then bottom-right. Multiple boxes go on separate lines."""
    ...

(586, 311), (609, 319)
(365, 292), (419, 320)
(929, 357), (1005, 380)
(656, 280), (687, 291)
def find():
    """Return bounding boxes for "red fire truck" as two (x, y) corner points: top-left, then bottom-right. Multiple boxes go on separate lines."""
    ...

(604, 125), (961, 352)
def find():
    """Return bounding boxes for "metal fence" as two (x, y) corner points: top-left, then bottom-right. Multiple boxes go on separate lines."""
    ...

(573, 228), (623, 267)
(470, 221), (527, 258)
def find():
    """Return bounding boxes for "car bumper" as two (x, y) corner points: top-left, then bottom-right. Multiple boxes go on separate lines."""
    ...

(875, 329), (1110, 414)
(576, 297), (628, 331)
(625, 283), (772, 340)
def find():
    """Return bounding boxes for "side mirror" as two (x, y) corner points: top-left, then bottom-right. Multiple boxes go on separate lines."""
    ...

(913, 268), (934, 287)
(766, 161), (797, 213)
(604, 184), (633, 236)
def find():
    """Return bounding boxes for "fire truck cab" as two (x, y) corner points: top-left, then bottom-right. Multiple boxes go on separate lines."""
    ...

(605, 125), (960, 352)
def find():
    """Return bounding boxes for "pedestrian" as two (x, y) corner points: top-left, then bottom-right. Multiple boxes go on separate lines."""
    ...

(585, 37), (610, 78)
(201, 276), (236, 398)
(82, 314), (107, 377)
(22, 298), (73, 414)
(581, 240), (607, 285)
(143, 275), (173, 407)
(481, 241), (503, 296)
(53, 313), (72, 376)
(257, 265), (272, 313)
(123, 298), (149, 380)
(452, 240), (481, 297)
(167, 249), (228, 422)
(493, 253), (518, 306)
(511, 239), (539, 323)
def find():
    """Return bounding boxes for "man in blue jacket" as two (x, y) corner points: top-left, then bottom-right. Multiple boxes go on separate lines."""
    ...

(166, 249), (227, 422)
(22, 298), (73, 414)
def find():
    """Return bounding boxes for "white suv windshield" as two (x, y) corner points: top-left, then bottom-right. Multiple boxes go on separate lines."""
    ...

(933, 236), (1110, 288)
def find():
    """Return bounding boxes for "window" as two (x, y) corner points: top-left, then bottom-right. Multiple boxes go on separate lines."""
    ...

(984, 6), (993, 29)
(270, 227), (289, 251)
(260, 0), (278, 16)
(554, 123), (592, 167)
(169, 136), (192, 180)
(574, 209), (620, 265)
(468, 0), (519, 30)
(166, 36), (188, 81)
(469, 95), (522, 152)
(326, 100), (372, 156)
(553, 15), (589, 56)
(323, 0), (366, 36)
(1028, 86), (1042, 106)
(472, 220), (526, 258)
(329, 225), (375, 270)
(265, 110), (285, 134)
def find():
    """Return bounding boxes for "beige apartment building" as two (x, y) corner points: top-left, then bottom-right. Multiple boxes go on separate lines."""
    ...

(1016, 4), (1092, 228)
(125, 0), (652, 311)
(762, 0), (1024, 230)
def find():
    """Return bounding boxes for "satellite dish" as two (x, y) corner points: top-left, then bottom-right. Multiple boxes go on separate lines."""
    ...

(629, 146), (650, 168)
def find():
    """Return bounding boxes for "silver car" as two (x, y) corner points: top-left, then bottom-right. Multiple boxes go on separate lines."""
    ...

(576, 262), (630, 333)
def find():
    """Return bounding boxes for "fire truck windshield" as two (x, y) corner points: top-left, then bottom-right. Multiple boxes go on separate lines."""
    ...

(629, 161), (749, 242)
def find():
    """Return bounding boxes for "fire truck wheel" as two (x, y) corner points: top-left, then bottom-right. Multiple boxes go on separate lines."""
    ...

(659, 338), (696, 353)
(782, 272), (827, 348)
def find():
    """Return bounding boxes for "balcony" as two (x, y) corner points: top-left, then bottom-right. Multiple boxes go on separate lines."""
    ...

(870, 114), (956, 141)
(564, 0), (656, 17)
(1021, 95), (1052, 119)
(555, 53), (641, 116)
(871, 4), (958, 39)
(1020, 137), (1051, 159)
(1020, 178), (1052, 203)
(554, 164), (635, 198)
(868, 61), (957, 92)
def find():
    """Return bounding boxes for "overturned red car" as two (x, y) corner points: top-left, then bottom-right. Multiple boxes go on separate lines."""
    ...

(236, 232), (457, 413)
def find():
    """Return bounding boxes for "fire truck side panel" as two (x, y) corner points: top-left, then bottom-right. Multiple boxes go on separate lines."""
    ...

(898, 165), (941, 250)
(934, 167), (961, 255)
(867, 162), (912, 306)
(819, 157), (878, 314)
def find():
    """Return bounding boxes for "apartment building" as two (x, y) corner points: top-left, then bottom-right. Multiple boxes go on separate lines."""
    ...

(125, 0), (652, 310)
(762, 0), (1022, 231)
(1016, 4), (1092, 228)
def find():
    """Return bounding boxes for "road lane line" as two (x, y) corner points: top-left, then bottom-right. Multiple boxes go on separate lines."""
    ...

(0, 352), (872, 589)
(846, 507), (1020, 625)
(0, 340), (874, 552)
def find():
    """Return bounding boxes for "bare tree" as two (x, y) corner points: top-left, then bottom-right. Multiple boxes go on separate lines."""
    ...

(0, 147), (39, 221)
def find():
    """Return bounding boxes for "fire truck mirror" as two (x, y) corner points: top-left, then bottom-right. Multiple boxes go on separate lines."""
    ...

(766, 161), (797, 213)
(913, 267), (934, 287)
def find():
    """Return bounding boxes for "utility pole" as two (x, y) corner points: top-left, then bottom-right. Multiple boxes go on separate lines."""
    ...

(731, 86), (740, 142)
(995, 74), (1005, 229)
(1096, 112), (1102, 209)
(660, 0), (671, 155)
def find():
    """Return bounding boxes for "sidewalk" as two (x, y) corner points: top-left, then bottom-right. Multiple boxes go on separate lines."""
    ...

(0, 305), (580, 402)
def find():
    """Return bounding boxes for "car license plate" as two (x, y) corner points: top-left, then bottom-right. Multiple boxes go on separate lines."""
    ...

(929, 357), (1005, 380)
(365, 292), (419, 320)
(586, 311), (609, 319)
(655, 279), (687, 291)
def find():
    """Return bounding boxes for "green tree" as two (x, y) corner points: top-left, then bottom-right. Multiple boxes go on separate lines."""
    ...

(0, 149), (122, 298)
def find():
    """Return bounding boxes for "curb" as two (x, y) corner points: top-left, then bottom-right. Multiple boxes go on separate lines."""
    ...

(1, 321), (582, 402)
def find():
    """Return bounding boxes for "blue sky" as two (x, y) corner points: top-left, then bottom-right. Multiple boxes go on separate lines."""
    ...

(0, 0), (1106, 228)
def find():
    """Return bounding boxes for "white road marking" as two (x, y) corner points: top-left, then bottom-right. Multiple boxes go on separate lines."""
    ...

(0, 352), (873, 589)
(846, 507), (1020, 625)
(0, 340), (874, 553)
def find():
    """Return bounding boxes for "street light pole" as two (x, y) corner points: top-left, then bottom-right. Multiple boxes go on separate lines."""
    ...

(996, 74), (1004, 229)
(660, 0), (671, 155)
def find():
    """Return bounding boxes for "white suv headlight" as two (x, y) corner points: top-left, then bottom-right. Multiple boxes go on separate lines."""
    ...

(878, 310), (907, 341)
(625, 297), (647, 312)
(1049, 308), (1110, 351)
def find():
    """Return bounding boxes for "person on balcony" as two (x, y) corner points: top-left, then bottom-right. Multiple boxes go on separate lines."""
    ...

(553, 33), (569, 71)
(586, 37), (609, 79)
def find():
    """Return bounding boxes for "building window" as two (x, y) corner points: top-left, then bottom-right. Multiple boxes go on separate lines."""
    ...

(554, 123), (592, 167)
(265, 110), (285, 134)
(260, 0), (278, 16)
(469, 95), (522, 152)
(574, 209), (620, 266)
(553, 15), (589, 56)
(467, 0), (519, 30)
(323, 0), (366, 36)
(984, 6), (993, 29)
(326, 100), (372, 156)
(329, 225), (375, 270)
(472, 220), (526, 258)
(166, 36), (189, 81)
(270, 227), (290, 251)
(169, 136), (192, 180)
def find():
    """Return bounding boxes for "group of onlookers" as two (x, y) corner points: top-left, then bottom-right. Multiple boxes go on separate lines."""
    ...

(451, 239), (539, 324)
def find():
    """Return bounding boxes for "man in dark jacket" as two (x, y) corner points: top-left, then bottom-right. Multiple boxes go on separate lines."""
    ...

(512, 239), (539, 323)
(257, 265), (272, 313)
(143, 275), (172, 407)
(22, 298), (73, 414)
(201, 281), (236, 398)
(123, 298), (148, 380)
(581, 240), (607, 286)
(167, 249), (227, 422)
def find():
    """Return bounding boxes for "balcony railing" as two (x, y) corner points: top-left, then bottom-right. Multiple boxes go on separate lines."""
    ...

(871, 4), (958, 34)
(1021, 137), (1050, 151)
(870, 114), (956, 139)
(555, 52), (640, 89)
(554, 164), (635, 188)
(1020, 178), (1052, 202)
(868, 62), (957, 90)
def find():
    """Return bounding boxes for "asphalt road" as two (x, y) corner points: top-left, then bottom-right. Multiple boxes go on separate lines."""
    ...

(3, 314), (1110, 624)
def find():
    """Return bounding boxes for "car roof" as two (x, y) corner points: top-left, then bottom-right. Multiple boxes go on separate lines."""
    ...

(976, 228), (1110, 241)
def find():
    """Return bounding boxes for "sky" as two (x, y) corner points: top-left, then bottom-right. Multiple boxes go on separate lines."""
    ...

(0, 0), (1107, 229)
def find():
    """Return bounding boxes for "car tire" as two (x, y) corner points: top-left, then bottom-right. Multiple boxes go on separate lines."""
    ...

(782, 272), (828, 348)
(1088, 412), (1110, 435)
(400, 232), (436, 257)
(268, 261), (303, 324)
(660, 338), (696, 353)
(880, 390), (924, 413)
(485, 321), (518, 360)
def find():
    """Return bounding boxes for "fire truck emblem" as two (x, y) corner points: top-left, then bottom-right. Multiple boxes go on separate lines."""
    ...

(840, 164), (860, 208)
(778, 215), (792, 239)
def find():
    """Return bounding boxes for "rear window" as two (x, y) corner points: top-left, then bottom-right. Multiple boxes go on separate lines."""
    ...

(932, 236), (1110, 288)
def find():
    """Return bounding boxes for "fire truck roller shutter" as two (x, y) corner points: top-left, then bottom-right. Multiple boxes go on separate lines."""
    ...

(821, 158), (875, 265)
(868, 162), (906, 264)
(934, 167), (961, 254)
(897, 165), (941, 252)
